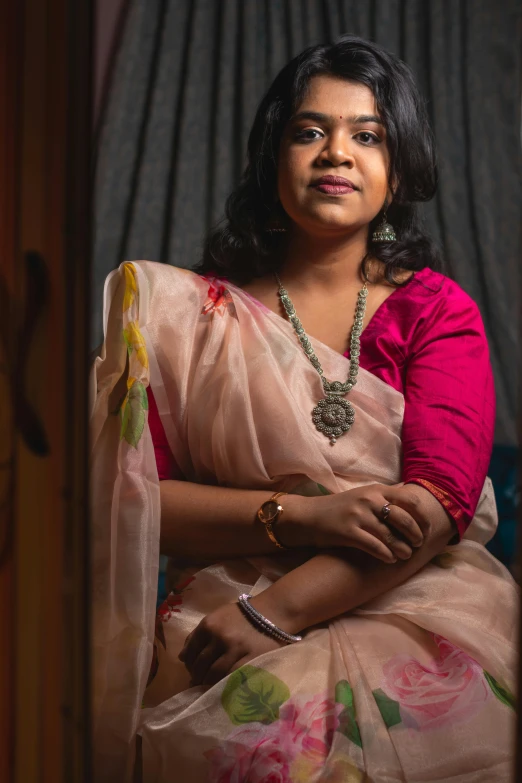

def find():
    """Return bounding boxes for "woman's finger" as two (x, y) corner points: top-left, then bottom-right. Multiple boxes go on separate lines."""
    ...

(178, 623), (209, 668)
(178, 630), (195, 661)
(365, 518), (413, 560)
(352, 529), (397, 563)
(383, 505), (424, 547)
(190, 640), (223, 686)
(229, 655), (253, 675)
(201, 652), (240, 688)
(383, 486), (431, 536)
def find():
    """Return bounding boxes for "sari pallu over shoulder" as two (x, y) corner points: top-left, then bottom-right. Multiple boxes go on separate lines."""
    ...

(138, 259), (405, 493)
(90, 262), (160, 783)
(90, 261), (516, 783)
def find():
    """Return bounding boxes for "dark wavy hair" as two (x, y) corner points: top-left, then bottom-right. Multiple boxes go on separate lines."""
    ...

(193, 34), (441, 286)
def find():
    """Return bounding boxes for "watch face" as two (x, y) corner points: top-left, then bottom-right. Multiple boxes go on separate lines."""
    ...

(262, 500), (280, 521)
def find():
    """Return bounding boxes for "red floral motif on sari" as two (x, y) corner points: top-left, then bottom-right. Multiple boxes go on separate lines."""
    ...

(147, 575), (196, 688)
(155, 575), (196, 647)
(200, 276), (237, 318)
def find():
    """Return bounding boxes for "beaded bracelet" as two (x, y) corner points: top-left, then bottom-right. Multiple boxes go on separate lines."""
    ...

(237, 593), (302, 644)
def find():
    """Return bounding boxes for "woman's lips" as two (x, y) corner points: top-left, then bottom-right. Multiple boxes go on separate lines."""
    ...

(312, 183), (356, 194)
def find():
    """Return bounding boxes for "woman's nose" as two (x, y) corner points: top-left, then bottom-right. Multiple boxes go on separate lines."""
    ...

(318, 138), (355, 167)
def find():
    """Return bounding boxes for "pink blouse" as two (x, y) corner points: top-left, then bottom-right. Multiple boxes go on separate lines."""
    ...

(146, 266), (495, 542)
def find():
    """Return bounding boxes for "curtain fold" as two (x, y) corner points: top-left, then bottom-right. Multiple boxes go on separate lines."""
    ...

(93, 0), (521, 444)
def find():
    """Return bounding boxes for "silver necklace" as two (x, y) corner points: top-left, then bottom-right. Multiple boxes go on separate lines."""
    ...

(274, 272), (368, 445)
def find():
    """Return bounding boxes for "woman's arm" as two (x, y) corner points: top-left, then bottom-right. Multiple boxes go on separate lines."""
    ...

(180, 483), (454, 686)
(249, 484), (455, 633)
(151, 378), (424, 564)
(159, 479), (422, 563)
(159, 479), (308, 561)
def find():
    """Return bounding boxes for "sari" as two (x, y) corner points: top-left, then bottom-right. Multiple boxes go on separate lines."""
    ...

(90, 260), (518, 783)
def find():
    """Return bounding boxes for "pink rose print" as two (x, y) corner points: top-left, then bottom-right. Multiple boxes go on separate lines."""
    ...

(205, 693), (343, 783)
(204, 724), (292, 783)
(381, 634), (490, 730)
(279, 693), (343, 765)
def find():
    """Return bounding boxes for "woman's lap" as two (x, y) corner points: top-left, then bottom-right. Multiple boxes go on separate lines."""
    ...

(139, 544), (517, 782)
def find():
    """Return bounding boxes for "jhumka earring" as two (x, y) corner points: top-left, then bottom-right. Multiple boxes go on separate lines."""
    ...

(265, 200), (288, 233)
(266, 222), (287, 234)
(372, 204), (397, 243)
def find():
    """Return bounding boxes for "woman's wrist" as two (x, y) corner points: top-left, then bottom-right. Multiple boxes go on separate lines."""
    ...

(248, 587), (306, 636)
(274, 493), (317, 549)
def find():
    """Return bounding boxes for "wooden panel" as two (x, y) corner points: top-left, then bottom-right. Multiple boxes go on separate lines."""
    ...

(0, 2), (21, 782)
(0, 0), (92, 781)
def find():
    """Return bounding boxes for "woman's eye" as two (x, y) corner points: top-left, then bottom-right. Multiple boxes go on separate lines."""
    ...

(355, 131), (381, 145)
(295, 128), (323, 142)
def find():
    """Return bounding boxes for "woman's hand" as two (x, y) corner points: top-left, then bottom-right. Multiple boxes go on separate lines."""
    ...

(285, 482), (430, 564)
(179, 600), (285, 688)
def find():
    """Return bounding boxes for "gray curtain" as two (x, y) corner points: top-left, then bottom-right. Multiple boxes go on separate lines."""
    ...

(93, 0), (522, 445)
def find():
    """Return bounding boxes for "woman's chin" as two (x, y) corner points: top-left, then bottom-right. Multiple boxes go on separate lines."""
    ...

(292, 216), (366, 238)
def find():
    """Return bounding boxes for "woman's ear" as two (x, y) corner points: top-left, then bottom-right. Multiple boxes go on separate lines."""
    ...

(388, 174), (399, 203)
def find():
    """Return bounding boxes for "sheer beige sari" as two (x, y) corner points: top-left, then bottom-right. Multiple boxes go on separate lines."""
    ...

(90, 260), (517, 783)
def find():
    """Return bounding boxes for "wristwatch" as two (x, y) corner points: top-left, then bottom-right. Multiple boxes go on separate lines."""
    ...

(257, 491), (289, 550)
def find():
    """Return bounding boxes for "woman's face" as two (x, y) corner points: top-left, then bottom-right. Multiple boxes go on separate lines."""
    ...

(277, 75), (391, 238)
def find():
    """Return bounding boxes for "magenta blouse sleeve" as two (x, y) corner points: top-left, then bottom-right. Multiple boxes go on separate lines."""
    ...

(401, 286), (495, 540)
(146, 385), (184, 481)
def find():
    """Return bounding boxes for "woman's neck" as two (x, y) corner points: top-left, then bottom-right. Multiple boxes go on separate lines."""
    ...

(277, 226), (374, 294)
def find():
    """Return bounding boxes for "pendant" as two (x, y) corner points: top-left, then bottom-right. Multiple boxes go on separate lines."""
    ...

(312, 393), (355, 444)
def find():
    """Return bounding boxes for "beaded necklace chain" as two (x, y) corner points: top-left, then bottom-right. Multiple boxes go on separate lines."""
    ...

(274, 272), (368, 445)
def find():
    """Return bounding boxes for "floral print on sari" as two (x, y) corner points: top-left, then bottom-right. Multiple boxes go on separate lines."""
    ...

(205, 666), (350, 783)
(203, 635), (516, 781)
(147, 571), (197, 688)
(201, 276), (237, 318)
(119, 262), (150, 449)
(372, 633), (515, 732)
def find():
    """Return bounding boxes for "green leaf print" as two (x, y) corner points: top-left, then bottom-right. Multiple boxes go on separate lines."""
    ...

(335, 680), (362, 748)
(372, 688), (402, 728)
(484, 671), (517, 711)
(431, 552), (454, 569)
(221, 665), (290, 726)
(123, 328), (132, 357)
(287, 480), (333, 498)
(316, 483), (332, 495)
(120, 380), (148, 448)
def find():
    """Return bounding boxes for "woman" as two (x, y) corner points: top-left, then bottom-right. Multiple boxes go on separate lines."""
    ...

(90, 36), (517, 782)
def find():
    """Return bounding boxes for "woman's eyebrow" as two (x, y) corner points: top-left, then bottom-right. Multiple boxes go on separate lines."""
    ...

(350, 114), (384, 125)
(292, 110), (384, 126)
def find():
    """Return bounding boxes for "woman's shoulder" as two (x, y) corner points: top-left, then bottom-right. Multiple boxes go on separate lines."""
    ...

(369, 266), (487, 364)
(398, 266), (482, 322)
(126, 260), (218, 308)
(402, 267), (486, 346)
(407, 266), (476, 304)
(130, 259), (206, 290)
(110, 261), (217, 332)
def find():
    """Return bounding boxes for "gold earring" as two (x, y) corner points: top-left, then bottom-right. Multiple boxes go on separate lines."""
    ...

(371, 208), (396, 243)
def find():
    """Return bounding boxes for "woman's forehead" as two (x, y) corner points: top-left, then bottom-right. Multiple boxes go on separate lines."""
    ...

(296, 75), (378, 118)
